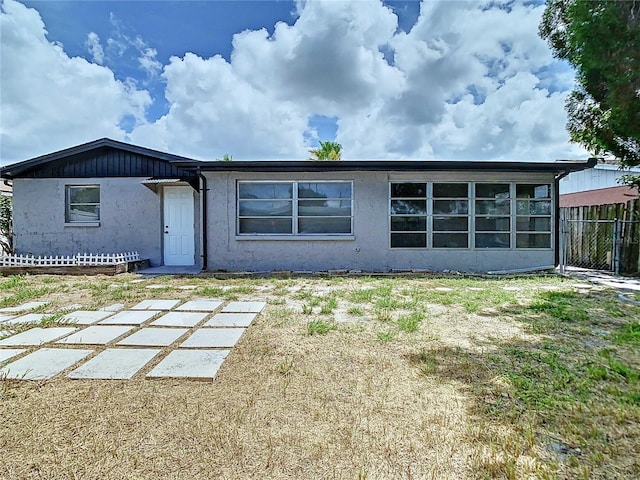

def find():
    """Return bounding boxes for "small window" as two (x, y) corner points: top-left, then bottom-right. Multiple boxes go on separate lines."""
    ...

(474, 183), (511, 248)
(516, 184), (552, 248)
(390, 183), (427, 248)
(433, 183), (469, 248)
(66, 185), (100, 223)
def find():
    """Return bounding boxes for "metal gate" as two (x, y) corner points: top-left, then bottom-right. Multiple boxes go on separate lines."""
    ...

(560, 217), (639, 275)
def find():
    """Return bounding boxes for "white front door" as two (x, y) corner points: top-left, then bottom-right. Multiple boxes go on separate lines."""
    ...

(163, 186), (195, 266)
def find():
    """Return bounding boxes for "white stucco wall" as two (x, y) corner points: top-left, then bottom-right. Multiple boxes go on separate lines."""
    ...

(204, 170), (557, 273)
(12, 177), (167, 265)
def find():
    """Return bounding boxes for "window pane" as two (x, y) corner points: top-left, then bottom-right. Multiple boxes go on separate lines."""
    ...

(67, 205), (100, 222)
(433, 183), (468, 198)
(516, 217), (551, 232)
(516, 200), (551, 215)
(298, 217), (351, 234)
(517, 233), (551, 248)
(298, 182), (351, 199)
(475, 233), (510, 248)
(476, 184), (510, 198)
(517, 184), (550, 199)
(391, 183), (426, 198)
(298, 200), (351, 216)
(239, 183), (292, 199)
(69, 186), (99, 204)
(433, 200), (468, 215)
(239, 218), (292, 234)
(391, 216), (426, 231)
(433, 216), (468, 231)
(391, 233), (426, 248)
(238, 200), (292, 216)
(391, 200), (427, 215)
(476, 217), (510, 231)
(433, 233), (468, 248)
(475, 199), (511, 215)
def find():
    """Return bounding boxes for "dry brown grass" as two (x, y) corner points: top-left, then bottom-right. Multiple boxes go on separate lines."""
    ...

(1, 273), (639, 479)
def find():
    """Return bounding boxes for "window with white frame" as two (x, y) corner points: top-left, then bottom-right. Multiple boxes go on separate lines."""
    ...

(474, 183), (511, 248)
(389, 181), (553, 249)
(237, 181), (352, 235)
(432, 183), (469, 248)
(65, 185), (100, 223)
(516, 184), (552, 248)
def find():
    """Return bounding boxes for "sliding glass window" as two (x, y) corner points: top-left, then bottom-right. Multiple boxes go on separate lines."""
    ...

(238, 181), (352, 235)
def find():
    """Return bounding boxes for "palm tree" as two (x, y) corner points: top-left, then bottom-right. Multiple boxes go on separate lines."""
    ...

(308, 141), (342, 161)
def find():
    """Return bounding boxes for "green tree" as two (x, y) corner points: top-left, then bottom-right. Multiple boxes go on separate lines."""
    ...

(540, 0), (640, 172)
(0, 195), (13, 254)
(308, 141), (342, 161)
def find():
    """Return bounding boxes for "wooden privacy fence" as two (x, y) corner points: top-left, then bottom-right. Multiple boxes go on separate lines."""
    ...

(560, 199), (639, 275)
(0, 252), (140, 267)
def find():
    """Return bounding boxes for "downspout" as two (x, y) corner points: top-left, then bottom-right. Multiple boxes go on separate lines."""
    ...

(554, 167), (571, 268)
(198, 169), (208, 271)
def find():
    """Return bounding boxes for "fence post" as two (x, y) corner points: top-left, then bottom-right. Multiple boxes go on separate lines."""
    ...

(614, 219), (622, 276)
(559, 214), (565, 274)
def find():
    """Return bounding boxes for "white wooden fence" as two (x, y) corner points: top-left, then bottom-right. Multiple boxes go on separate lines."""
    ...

(0, 252), (139, 267)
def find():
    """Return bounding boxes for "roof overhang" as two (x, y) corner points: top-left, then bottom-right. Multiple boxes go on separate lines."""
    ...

(0, 138), (598, 179)
(141, 177), (199, 193)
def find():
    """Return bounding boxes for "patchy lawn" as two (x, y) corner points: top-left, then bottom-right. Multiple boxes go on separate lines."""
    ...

(0, 273), (639, 479)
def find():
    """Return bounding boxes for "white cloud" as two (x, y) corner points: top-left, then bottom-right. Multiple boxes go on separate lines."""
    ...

(1, 0), (587, 163)
(86, 32), (104, 64)
(130, 0), (585, 161)
(0, 0), (151, 163)
(138, 46), (162, 77)
(130, 53), (310, 159)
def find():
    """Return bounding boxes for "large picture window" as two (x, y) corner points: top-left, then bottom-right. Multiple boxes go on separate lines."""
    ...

(238, 181), (352, 235)
(389, 181), (552, 250)
(65, 185), (100, 223)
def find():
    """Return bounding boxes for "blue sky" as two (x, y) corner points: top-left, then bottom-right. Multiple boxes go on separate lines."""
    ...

(1, 0), (584, 164)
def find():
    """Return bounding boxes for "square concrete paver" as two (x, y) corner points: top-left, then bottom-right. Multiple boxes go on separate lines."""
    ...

(150, 311), (208, 327)
(0, 349), (26, 364)
(117, 328), (189, 347)
(57, 325), (135, 345)
(0, 327), (77, 346)
(146, 349), (229, 380)
(62, 310), (115, 325)
(180, 328), (246, 348)
(204, 313), (257, 327)
(0, 348), (93, 380)
(0, 314), (16, 323)
(222, 301), (266, 313)
(2, 313), (47, 325)
(68, 348), (161, 379)
(99, 310), (160, 325)
(176, 300), (223, 312)
(100, 303), (125, 312)
(131, 299), (181, 310)
(0, 301), (48, 313)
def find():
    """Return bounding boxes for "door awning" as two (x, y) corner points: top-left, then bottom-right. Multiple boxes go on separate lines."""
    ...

(141, 178), (198, 193)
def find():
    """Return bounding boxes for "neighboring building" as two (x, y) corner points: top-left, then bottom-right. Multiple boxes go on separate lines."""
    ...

(0, 181), (11, 196)
(0, 138), (595, 273)
(559, 161), (640, 207)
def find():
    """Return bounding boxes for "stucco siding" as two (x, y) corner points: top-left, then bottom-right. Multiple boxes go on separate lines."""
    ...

(12, 178), (164, 264)
(204, 170), (556, 273)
